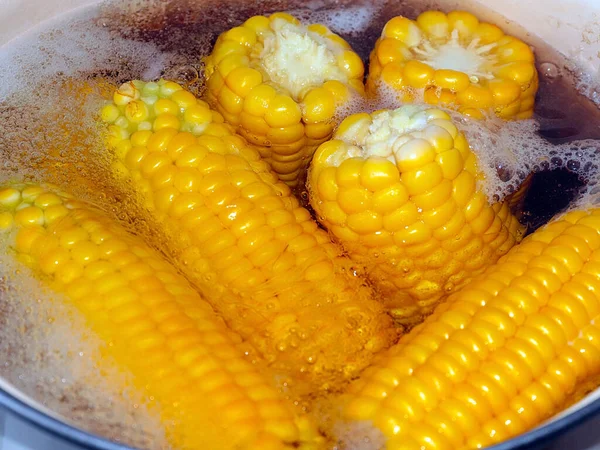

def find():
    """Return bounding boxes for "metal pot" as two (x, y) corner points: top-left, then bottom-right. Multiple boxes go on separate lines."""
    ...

(0, 0), (599, 448)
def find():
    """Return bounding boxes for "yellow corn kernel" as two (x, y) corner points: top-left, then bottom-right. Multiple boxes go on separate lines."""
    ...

(0, 183), (318, 450)
(383, 16), (423, 46)
(308, 106), (524, 324)
(433, 69), (470, 92)
(403, 60), (435, 88)
(102, 85), (398, 398)
(367, 10), (539, 120)
(203, 13), (366, 189)
(264, 95), (302, 128)
(340, 207), (600, 449)
(15, 205), (45, 227)
(447, 11), (479, 38)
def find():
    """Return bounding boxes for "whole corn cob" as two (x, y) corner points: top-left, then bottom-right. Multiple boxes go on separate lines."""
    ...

(203, 12), (365, 189)
(101, 80), (398, 396)
(308, 105), (525, 325)
(339, 206), (600, 449)
(0, 183), (318, 450)
(367, 10), (538, 120)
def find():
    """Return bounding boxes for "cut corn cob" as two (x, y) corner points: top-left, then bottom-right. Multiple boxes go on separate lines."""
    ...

(203, 12), (366, 189)
(367, 10), (538, 120)
(340, 206), (600, 449)
(101, 80), (398, 396)
(308, 106), (525, 325)
(0, 183), (318, 450)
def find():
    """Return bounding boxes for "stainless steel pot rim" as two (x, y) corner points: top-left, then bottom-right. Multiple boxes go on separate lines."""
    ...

(0, 387), (135, 450)
(0, 385), (599, 450)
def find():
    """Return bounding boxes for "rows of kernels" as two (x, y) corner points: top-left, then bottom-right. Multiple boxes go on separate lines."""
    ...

(341, 208), (600, 449)
(367, 11), (538, 120)
(203, 13), (365, 188)
(0, 184), (314, 450)
(309, 106), (524, 324)
(102, 85), (398, 395)
(101, 79), (220, 154)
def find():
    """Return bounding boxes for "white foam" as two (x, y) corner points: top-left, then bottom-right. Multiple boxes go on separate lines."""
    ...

(568, 62), (600, 109)
(288, 5), (378, 36)
(0, 4), (173, 101)
(333, 420), (386, 450)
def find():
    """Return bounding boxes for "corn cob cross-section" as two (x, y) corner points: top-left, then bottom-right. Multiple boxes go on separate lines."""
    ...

(340, 206), (600, 449)
(101, 80), (397, 396)
(0, 183), (318, 450)
(367, 10), (538, 120)
(308, 105), (525, 325)
(204, 12), (365, 189)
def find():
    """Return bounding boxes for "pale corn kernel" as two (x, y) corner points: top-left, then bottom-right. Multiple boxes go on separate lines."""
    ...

(0, 188), (22, 208)
(125, 100), (150, 123)
(417, 11), (449, 38)
(113, 81), (140, 106)
(395, 139), (437, 172)
(101, 104), (121, 123)
(21, 186), (45, 203)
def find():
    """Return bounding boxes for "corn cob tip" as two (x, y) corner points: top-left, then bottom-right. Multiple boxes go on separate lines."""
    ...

(368, 10), (538, 120)
(258, 16), (356, 100)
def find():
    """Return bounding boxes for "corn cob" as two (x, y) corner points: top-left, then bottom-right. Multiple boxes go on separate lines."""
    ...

(340, 206), (600, 449)
(367, 10), (538, 120)
(308, 105), (525, 325)
(0, 183), (318, 450)
(101, 79), (398, 395)
(203, 12), (365, 189)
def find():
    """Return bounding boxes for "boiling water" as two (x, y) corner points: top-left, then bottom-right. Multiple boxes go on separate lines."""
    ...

(0, 0), (599, 448)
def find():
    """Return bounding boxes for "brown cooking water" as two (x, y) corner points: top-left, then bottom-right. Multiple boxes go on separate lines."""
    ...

(0, 0), (599, 448)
